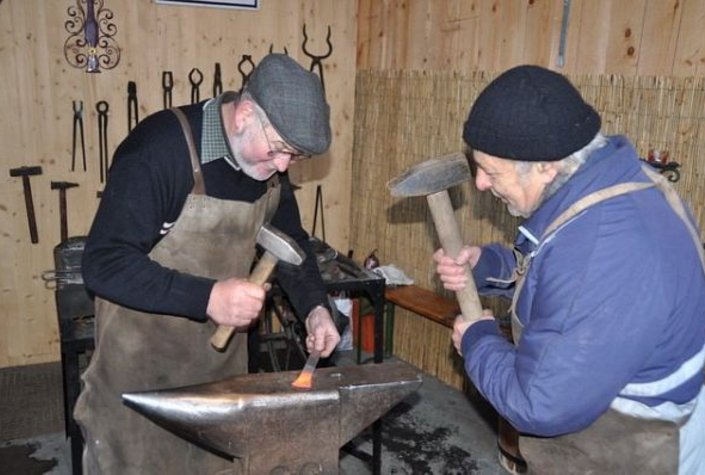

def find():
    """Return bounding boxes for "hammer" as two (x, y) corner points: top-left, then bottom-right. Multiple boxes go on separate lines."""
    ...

(210, 223), (306, 351)
(388, 152), (482, 320)
(9, 165), (43, 244)
(390, 153), (525, 471)
(51, 181), (79, 242)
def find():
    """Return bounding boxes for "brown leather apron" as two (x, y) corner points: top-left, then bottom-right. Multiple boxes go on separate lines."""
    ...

(74, 108), (280, 475)
(508, 166), (705, 474)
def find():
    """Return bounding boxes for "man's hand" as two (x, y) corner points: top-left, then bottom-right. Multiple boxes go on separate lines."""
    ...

(206, 277), (266, 327)
(451, 310), (494, 355)
(305, 306), (341, 357)
(433, 245), (482, 292)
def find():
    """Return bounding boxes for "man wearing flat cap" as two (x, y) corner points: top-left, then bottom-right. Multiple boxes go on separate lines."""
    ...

(435, 65), (705, 474)
(75, 54), (340, 474)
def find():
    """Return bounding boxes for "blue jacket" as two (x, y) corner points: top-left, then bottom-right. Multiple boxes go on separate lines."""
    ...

(464, 135), (705, 436)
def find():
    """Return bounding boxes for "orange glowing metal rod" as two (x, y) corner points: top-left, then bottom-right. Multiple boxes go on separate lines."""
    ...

(291, 350), (321, 390)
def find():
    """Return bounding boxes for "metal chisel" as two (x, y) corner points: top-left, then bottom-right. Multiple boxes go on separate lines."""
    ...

(291, 350), (321, 390)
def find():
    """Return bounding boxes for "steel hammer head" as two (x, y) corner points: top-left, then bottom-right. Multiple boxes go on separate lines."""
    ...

(9, 165), (43, 177)
(387, 152), (471, 197)
(257, 223), (305, 265)
(51, 181), (79, 190)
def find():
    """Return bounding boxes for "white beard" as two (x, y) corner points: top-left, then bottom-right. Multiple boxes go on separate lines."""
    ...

(229, 127), (276, 181)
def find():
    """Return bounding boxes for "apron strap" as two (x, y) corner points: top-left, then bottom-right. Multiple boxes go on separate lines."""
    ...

(543, 181), (654, 238)
(512, 177), (657, 342)
(171, 107), (206, 195)
(640, 164), (705, 270)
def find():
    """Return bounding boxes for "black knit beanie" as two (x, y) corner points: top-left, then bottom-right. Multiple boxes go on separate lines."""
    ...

(463, 65), (601, 161)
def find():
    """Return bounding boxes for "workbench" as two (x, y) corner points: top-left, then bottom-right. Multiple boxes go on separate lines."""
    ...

(384, 284), (459, 356)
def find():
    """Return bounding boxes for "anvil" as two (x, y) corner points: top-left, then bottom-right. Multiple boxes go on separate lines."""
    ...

(123, 360), (422, 474)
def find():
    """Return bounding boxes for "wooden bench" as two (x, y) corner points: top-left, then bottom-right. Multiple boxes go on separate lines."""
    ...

(384, 284), (459, 355)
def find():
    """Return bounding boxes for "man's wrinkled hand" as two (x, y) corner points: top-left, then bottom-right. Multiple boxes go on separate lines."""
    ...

(451, 309), (495, 355)
(206, 277), (266, 328)
(433, 245), (481, 292)
(305, 306), (341, 357)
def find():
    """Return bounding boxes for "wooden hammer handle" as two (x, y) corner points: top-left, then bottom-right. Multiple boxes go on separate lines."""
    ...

(426, 190), (483, 321)
(22, 176), (39, 244)
(210, 252), (279, 351)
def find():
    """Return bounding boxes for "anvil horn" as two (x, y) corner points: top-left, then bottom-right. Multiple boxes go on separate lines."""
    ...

(123, 361), (422, 473)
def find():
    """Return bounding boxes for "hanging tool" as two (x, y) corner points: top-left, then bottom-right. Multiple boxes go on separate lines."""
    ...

(237, 54), (255, 92)
(71, 100), (87, 172)
(127, 81), (139, 133)
(162, 71), (173, 109)
(268, 44), (289, 56)
(291, 349), (321, 390)
(311, 184), (326, 242)
(96, 100), (109, 183)
(212, 62), (222, 98)
(557, 0), (572, 68)
(51, 181), (79, 242)
(302, 24), (333, 93)
(189, 68), (203, 104)
(9, 165), (43, 244)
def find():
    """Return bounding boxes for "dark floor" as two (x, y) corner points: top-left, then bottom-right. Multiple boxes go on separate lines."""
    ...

(0, 354), (505, 474)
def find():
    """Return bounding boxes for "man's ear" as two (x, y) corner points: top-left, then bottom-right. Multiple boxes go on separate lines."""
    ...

(232, 99), (255, 132)
(536, 161), (559, 183)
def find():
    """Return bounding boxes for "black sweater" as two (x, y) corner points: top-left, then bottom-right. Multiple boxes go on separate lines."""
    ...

(82, 102), (328, 322)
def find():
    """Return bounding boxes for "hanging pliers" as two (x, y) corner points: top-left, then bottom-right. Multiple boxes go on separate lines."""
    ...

(72, 100), (86, 172)
(162, 71), (173, 109)
(189, 68), (203, 104)
(127, 81), (139, 133)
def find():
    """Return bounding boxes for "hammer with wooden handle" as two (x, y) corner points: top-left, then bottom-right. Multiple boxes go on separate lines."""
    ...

(388, 152), (482, 321)
(210, 223), (306, 351)
(9, 165), (43, 244)
(390, 153), (525, 471)
(51, 181), (79, 242)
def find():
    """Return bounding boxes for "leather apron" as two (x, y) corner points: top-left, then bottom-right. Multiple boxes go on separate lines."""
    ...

(508, 166), (705, 474)
(74, 108), (281, 475)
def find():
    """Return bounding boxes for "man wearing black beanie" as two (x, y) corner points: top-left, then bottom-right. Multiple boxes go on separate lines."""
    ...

(435, 65), (705, 474)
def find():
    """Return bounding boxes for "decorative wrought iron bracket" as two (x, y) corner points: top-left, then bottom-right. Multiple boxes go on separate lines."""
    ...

(64, 0), (120, 73)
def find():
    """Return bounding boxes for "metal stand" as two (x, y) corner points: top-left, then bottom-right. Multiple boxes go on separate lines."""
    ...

(311, 239), (386, 474)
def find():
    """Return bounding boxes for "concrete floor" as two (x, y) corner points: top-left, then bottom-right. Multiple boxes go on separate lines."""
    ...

(0, 354), (506, 474)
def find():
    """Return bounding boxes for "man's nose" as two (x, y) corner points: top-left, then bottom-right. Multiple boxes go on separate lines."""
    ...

(272, 154), (292, 172)
(475, 169), (491, 191)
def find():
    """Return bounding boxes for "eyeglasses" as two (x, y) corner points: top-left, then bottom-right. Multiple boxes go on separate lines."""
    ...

(255, 113), (312, 162)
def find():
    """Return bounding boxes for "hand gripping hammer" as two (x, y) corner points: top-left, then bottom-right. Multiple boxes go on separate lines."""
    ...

(388, 153), (482, 321)
(210, 223), (306, 351)
(390, 153), (526, 472)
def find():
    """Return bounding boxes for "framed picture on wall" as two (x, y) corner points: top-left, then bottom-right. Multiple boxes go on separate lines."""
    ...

(154, 0), (259, 10)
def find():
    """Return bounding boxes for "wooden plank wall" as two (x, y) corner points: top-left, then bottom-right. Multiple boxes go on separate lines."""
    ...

(0, 0), (357, 368)
(357, 0), (705, 77)
(353, 0), (705, 388)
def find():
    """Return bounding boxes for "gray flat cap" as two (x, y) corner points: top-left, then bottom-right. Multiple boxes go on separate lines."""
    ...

(246, 53), (331, 156)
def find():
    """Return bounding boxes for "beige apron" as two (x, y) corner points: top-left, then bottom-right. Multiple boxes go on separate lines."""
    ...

(74, 108), (280, 475)
(509, 166), (705, 474)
